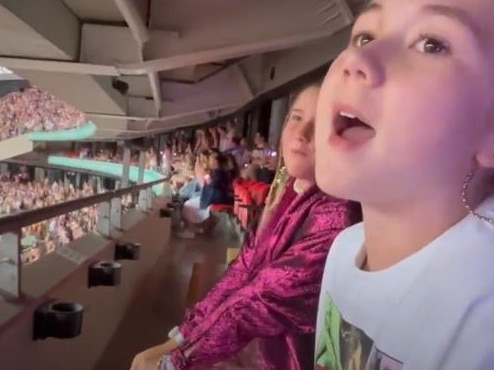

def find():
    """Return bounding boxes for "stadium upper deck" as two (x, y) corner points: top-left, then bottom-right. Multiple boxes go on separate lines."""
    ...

(0, 0), (366, 140)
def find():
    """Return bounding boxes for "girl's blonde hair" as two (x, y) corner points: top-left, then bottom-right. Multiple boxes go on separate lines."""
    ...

(257, 81), (321, 229)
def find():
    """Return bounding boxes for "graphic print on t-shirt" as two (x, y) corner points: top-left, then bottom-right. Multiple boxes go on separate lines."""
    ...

(316, 295), (403, 370)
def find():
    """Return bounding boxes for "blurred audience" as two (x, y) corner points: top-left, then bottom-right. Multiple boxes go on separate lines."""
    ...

(0, 86), (86, 140)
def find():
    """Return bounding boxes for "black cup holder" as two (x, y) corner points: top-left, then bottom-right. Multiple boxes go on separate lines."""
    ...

(88, 260), (122, 288)
(160, 208), (172, 218)
(33, 300), (84, 340)
(114, 242), (140, 260)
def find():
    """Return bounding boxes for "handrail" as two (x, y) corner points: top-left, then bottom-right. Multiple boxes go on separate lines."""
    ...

(0, 178), (166, 235)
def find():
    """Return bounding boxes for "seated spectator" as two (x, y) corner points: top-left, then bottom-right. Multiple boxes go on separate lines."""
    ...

(256, 150), (277, 185)
(199, 149), (232, 208)
(178, 178), (201, 201)
(176, 151), (211, 238)
(177, 150), (232, 239)
(229, 136), (251, 167)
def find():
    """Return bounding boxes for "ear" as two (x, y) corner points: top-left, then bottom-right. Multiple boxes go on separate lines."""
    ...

(476, 104), (494, 169)
(476, 133), (494, 169)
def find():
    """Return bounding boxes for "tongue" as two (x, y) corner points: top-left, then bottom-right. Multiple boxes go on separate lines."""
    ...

(341, 125), (375, 143)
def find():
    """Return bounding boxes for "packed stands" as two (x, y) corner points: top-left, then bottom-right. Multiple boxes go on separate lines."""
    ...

(19, 204), (98, 265)
(0, 86), (86, 141)
(0, 170), (101, 265)
(0, 164), (143, 266)
(154, 123), (272, 245)
(0, 85), (271, 268)
(0, 172), (95, 215)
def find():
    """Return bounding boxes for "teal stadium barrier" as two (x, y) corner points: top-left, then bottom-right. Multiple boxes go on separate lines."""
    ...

(47, 156), (165, 196)
(26, 122), (165, 195)
(28, 122), (97, 141)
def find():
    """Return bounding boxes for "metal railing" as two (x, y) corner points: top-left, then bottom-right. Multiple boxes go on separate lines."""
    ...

(0, 178), (167, 300)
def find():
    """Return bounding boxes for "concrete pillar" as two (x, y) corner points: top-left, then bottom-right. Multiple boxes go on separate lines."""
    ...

(235, 114), (246, 138)
(247, 108), (261, 145)
(121, 146), (131, 188)
(34, 167), (45, 182)
(75, 172), (81, 188)
(0, 231), (21, 298)
(138, 150), (146, 185)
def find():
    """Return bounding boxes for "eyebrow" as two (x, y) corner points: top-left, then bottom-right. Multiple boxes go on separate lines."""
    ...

(357, 1), (381, 17)
(422, 4), (482, 41)
(358, 2), (482, 43)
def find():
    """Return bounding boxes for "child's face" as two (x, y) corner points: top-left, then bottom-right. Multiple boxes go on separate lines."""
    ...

(208, 156), (219, 169)
(315, 0), (494, 205)
(282, 87), (319, 182)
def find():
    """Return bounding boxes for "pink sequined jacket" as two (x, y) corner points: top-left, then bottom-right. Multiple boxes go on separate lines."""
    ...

(170, 180), (352, 369)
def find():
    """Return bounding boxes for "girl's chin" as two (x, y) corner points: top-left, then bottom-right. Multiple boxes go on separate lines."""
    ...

(285, 165), (314, 181)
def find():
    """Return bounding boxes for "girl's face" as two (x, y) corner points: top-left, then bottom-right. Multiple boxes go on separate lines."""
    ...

(281, 86), (319, 182)
(315, 0), (494, 207)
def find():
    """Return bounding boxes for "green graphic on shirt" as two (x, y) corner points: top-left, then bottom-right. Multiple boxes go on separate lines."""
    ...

(316, 294), (343, 369)
(315, 294), (403, 370)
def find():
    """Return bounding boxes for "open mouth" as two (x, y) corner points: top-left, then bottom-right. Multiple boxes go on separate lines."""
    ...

(333, 110), (376, 144)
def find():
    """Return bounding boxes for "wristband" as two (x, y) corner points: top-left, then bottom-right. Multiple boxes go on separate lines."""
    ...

(167, 326), (185, 346)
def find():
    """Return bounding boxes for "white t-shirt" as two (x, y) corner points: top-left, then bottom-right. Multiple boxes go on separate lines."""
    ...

(161, 149), (172, 177)
(315, 197), (494, 370)
(219, 136), (230, 152)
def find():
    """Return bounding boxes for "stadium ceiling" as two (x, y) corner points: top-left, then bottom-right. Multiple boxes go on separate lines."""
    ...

(0, 0), (366, 140)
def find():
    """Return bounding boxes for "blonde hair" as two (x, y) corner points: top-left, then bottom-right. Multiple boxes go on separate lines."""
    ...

(258, 158), (289, 229)
(257, 81), (321, 229)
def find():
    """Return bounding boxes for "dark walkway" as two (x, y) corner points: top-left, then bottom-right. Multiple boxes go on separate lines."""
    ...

(94, 230), (237, 370)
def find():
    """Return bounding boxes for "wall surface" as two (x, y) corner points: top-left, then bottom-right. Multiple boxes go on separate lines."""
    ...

(0, 134), (33, 162)
(0, 78), (28, 98)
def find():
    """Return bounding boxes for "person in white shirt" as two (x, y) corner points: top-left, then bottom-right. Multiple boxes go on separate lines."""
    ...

(314, 0), (494, 369)
(161, 144), (172, 178)
(217, 126), (230, 152)
(229, 137), (251, 167)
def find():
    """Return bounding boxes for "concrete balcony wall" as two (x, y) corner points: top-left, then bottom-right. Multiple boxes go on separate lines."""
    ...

(0, 199), (170, 370)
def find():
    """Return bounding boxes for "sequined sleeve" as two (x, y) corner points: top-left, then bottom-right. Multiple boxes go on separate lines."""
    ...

(178, 229), (258, 339)
(170, 200), (349, 369)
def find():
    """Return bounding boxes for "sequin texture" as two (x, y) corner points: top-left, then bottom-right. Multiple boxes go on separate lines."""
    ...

(170, 180), (352, 369)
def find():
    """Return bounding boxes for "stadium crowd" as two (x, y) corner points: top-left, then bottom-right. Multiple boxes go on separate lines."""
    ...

(0, 82), (276, 263)
(0, 86), (85, 140)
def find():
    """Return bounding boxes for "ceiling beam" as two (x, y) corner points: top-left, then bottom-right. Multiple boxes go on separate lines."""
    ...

(120, 27), (352, 74)
(147, 71), (163, 116)
(112, 0), (149, 46)
(0, 0), (79, 60)
(14, 70), (127, 115)
(0, 0), (352, 77)
(76, 0), (353, 73)
(111, 0), (163, 117)
(0, 57), (120, 76)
